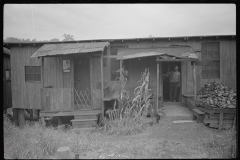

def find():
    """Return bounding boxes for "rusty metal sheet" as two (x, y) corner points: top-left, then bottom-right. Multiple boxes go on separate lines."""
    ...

(117, 46), (199, 60)
(31, 42), (109, 58)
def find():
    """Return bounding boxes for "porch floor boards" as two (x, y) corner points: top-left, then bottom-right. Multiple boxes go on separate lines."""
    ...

(40, 109), (101, 117)
(161, 102), (194, 121)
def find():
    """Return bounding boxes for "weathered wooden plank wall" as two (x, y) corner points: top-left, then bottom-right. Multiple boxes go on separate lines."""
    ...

(10, 45), (42, 109)
(3, 54), (12, 109)
(41, 88), (72, 111)
(43, 56), (73, 88)
(109, 36), (236, 97)
(91, 53), (103, 109)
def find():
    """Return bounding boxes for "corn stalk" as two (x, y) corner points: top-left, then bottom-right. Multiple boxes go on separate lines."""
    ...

(112, 67), (151, 120)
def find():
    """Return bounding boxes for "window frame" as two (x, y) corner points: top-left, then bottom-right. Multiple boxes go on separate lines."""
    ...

(201, 42), (220, 79)
(25, 66), (41, 82)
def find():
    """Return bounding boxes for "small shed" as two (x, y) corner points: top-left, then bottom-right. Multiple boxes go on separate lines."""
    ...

(31, 42), (110, 128)
(3, 47), (12, 111)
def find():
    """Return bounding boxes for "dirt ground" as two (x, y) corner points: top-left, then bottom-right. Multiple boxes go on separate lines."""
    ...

(74, 118), (235, 159)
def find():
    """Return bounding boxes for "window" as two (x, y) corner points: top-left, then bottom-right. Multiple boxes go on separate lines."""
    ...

(5, 69), (11, 81)
(201, 42), (220, 79)
(110, 45), (128, 81)
(25, 66), (41, 82)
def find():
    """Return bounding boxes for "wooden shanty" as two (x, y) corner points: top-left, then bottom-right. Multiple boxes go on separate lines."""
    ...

(30, 42), (110, 128)
(5, 34), (236, 127)
(3, 46), (12, 112)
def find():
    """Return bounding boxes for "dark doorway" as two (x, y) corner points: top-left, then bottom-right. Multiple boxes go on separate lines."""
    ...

(162, 62), (181, 102)
(74, 56), (91, 107)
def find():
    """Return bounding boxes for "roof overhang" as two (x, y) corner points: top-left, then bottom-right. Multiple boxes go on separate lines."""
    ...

(116, 47), (199, 61)
(31, 42), (109, 58)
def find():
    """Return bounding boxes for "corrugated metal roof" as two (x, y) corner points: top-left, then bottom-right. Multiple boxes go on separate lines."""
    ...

(117, 46), (199, 60)
(4, 34), (235, 45)
(31, 42), (109, 58)
(3, 47), (10, 54)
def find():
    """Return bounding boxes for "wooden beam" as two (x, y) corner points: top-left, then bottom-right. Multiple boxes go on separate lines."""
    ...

(100, 52), (104, 120)
(156, 59), (199, 62)
(18, 109), (25, 127)
(41, 57), (44, 88)
(103, 55), (121, 58)
(157, 62), (159, 110)
(192, 62), (196, 104)
(12, 108), (18, 126)
(160, 63), (163, 106)
(219, 112), (223, 130)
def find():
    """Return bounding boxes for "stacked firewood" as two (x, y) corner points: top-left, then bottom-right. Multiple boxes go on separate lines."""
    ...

(197, 82), (236, 109)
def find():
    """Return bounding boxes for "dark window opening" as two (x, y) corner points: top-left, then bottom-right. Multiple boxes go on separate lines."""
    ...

(25, 66), (41, 82)
(5, 69), (11, 81)
(201, 42), (220, 79)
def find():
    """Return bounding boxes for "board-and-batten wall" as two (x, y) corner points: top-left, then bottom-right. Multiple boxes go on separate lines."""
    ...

(109, 36), (236, 97)
(10, 45), (42, 109)
(3, 54), (12, 109)
(43, 56), (73, 88)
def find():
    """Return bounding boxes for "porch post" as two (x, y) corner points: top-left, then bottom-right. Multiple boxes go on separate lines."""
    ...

(192, 61), (196, 104)
(41, 57), (44, 88)
(157, 62), (159, 110)
(100, 52), (104, 120)
(119, 59), (123, 96)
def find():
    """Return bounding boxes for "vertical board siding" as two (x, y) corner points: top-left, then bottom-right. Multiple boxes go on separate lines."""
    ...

(43, 56), (65, 88)
(91, 55), (102, 109)
(11, 45), (42, 109)
(41, 88), (72, 112)
(3, 55), (12, 109)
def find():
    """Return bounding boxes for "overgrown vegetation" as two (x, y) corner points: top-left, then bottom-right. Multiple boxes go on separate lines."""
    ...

(103, 68), (153, 135)
(4, 112), (236, 159)
(203, 127), (237, 158)
(4, 116), (101, 159)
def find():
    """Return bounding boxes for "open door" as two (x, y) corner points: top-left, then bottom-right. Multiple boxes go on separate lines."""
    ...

(74, 56), (91, 110)
(162, 62), (181, 102)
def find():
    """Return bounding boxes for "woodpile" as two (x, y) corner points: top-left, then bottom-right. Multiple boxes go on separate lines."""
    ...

(197, 82), (236, 109)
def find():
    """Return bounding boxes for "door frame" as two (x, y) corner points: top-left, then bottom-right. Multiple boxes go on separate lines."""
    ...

(73, 55), (92, 109)
(160, 61), (182, 102)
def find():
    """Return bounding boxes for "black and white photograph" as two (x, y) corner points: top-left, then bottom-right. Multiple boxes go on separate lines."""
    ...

(3, 3), (236, 159)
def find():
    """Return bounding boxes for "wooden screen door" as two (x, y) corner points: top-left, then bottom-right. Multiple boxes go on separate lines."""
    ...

(74, 56), (91, 109)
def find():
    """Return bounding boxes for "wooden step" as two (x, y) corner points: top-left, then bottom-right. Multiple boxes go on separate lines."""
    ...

(71, 119), (97, 128)
(72, 127), (97, 133)
(192, 108), (205, 123)
(74, 114), (98, 120)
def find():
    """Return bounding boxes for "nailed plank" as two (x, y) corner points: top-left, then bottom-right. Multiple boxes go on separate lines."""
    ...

(172, 120), (195, 123)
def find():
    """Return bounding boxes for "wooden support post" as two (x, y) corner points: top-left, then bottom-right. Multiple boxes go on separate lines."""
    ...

(40, 117), (46, 126)
(37, 109), (40, 121)
(30, 109), (33, 123)
(119, 59), (123, 97)
(192, 61), (196, 104)
(57, 117), (62, 125)
(12, 108), (18, 126)
(41, 57), (44, 88)
(219, 112), (223, 130)
(18, 109), (25, 127)
(232, 115), (236, 128)
(100, 52), (104, 121)
(157, 62), (159, 110)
